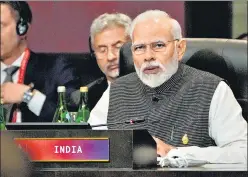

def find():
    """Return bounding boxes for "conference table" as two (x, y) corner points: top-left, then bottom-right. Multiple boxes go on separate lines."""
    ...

(3, 125), (248, 177)
(35, 164), (247, 177)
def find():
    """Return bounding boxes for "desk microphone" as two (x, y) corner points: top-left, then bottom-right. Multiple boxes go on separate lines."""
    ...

(69, 77), (106, 107)
(91, 118), (146, 128)
(87, 77), (105, 89)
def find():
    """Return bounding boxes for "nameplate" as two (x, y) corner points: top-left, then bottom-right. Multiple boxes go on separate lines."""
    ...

(14, 138), (109, 162)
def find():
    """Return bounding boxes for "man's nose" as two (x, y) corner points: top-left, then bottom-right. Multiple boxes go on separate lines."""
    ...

(107, 49), (118, 61)
(144, 46), (155, 62)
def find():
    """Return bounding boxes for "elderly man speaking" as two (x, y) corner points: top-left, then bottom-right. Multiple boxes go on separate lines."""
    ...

(90, 10), (247, 164)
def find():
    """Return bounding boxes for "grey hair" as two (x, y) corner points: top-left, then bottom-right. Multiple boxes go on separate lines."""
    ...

(129, 10), (182, 40)
(90, 13), (132, 47)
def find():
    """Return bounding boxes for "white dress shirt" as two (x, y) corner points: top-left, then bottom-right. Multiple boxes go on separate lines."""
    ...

(88, 81), (110, 130)
(88, 81), (247, 164)
(1, 52), (46, 117)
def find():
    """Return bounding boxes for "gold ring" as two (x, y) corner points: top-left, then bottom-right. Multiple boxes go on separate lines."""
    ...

(0, 98), (4, 104)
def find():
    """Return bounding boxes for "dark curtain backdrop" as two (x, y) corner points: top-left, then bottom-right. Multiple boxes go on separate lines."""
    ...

(185, 1), (233, 38)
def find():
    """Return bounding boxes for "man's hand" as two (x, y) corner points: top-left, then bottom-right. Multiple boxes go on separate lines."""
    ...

(153, 136), (176, 157)
(1, 82), (30, 104)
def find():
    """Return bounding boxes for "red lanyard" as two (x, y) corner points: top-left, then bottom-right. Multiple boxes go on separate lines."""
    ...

(17, 48), (30, 84)
(12, 48), (30, 123)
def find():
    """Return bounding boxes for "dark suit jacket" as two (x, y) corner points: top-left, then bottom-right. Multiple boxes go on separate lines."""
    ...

(9, 51), (80, 122)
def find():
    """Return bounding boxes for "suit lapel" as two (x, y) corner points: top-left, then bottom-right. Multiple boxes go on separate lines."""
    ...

(24, 51), (37, 85)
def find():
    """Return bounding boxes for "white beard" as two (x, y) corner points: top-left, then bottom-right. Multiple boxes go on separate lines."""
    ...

(103, 62), (120, 79)
(135, 51), (179, 88)
(107, 69), (119, 78)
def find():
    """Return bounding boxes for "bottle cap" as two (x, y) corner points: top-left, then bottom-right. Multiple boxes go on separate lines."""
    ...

(57, 86), (66, 92)
(80, 87), (88, 92)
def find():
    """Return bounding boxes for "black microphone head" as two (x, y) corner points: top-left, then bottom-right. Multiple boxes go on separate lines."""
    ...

(91, 118), (146, 129)
(125, 118), (146, 124)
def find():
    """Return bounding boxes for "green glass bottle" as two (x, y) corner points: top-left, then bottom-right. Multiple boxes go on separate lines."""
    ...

(0, 104), (6, 130)
(75, 87), (90, 123)
(53, 86), (71, 123)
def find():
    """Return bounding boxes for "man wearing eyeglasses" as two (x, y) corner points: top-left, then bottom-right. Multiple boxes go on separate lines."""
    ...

(90, 13), (132, 83)
(91, 9), (247, 164)
(86, 13), (132, 128)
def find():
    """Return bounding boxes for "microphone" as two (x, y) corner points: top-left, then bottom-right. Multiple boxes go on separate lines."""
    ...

(86, 77), (105, 90)
(69, 77), (107, 107)
(152, 96), (159, 102)
(91, 117), (146, 128)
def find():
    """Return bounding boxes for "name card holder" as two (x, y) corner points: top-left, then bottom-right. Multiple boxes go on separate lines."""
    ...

(15, 138), (109, 162)
(4, 129), (157, 169)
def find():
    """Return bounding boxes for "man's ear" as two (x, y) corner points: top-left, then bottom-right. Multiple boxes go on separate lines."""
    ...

(176, 39), (186, 61)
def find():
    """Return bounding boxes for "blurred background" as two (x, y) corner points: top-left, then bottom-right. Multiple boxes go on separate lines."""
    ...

(26, 1), (247, 53)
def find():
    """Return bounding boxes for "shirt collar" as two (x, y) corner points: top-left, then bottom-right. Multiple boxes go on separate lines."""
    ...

(1, 51), (25, 72)
(107, 80), (111, 86)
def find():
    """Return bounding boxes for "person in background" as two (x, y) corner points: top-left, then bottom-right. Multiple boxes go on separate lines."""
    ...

(0, 1), (80, 122)
(89, 13), (132, 83)
(90, 9), (247, 163)
(85, 13), (132, 128)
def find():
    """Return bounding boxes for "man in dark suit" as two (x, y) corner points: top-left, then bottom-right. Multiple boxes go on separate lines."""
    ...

(70, 13), (132, 116)
(0, 1), (80, 122)
(69, 13), (132, 111)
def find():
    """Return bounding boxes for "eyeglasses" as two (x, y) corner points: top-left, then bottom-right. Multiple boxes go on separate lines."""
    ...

(131, 39), (179, 55)
(94, 43), (123, 59)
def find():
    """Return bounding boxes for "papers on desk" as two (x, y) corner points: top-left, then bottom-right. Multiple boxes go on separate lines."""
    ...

(157, 149), (209, 168)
